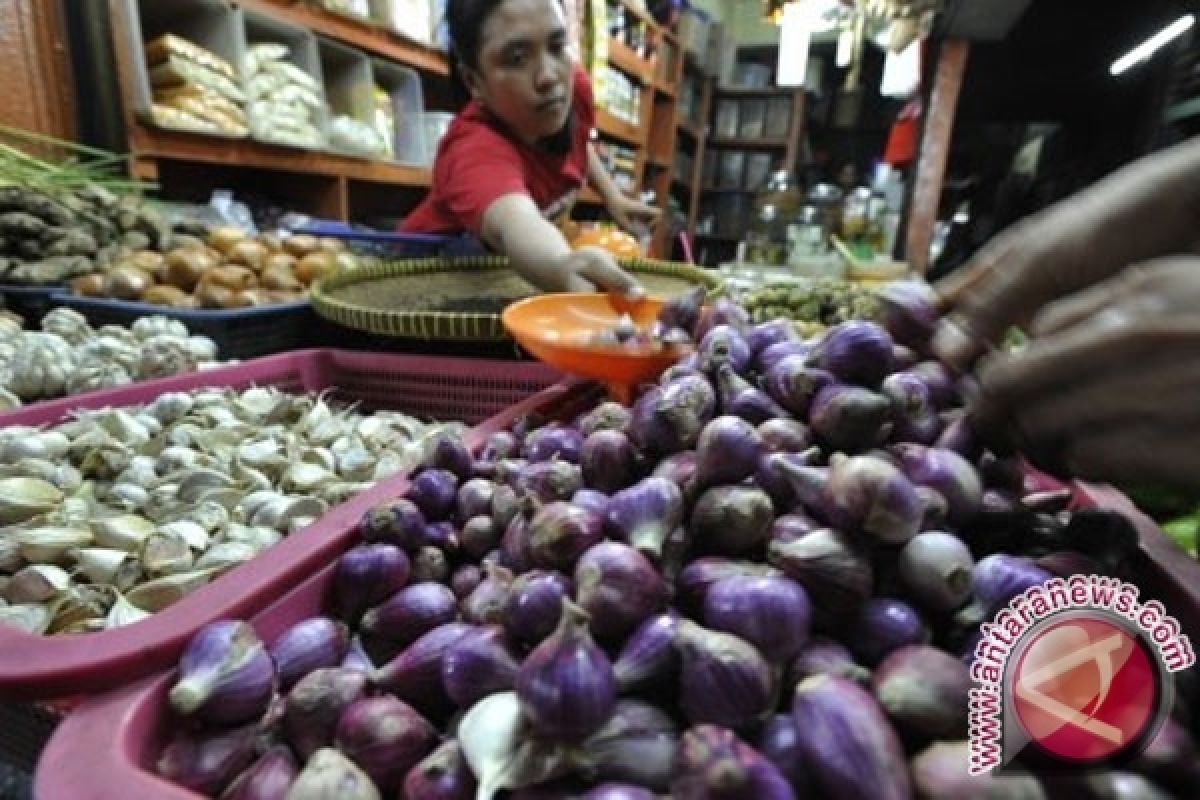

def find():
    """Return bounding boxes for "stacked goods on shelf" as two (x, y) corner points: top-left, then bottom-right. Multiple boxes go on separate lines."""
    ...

(0, 308), (219, 408)
(595, 141), (639, 193)
(57, 285), (1199, 799)
(329, 116), (389, 159)
(145, 34), (249, 137)
(0, 385), (466, 635)
(68, 228), (359, 309)
(244, 43), (326, 149)
(370, 86), (396, 160)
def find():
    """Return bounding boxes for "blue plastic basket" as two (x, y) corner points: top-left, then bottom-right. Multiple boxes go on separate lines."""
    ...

(289, 219), (487, 259)
(0, 285), (67, 325)
(58, 296), (319, 360)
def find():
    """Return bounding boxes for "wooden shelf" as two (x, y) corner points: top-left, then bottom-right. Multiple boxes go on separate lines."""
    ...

(702, 186), (756, 194)
(653, 80), (676, 99)
(238, 0), (448, 75)
(714, 85), (795, 97)
(127, 126), (431, 186)
(676, 119), (704, 141)
(644, 153), (670, 169)
(596, 108), (646, 146)
(708, 136), (790, 150)
(607, 39), (656, 83)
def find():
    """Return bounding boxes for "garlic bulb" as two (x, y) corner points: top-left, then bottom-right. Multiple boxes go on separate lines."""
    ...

(75, 336), (141, 375)
(66, 362), (133, 395)
(8, 332), (74, 400)
(132, 315), (189, 341)
(40, 308), (93, 346)
(137, 335), (196, 380)
(186, 335), (218, 363)
(0, 315), (23, 340)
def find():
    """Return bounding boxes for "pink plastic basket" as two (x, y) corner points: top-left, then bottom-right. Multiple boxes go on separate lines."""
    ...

(36, 383), (1200, 800)
(0, 348), (563, 701)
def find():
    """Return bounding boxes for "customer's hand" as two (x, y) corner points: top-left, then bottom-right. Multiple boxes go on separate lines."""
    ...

(607, 195), (662, 237)
(969, 257), (1200, 488)
(932, 138), (1200, 371)
(557, 246), (645, 295)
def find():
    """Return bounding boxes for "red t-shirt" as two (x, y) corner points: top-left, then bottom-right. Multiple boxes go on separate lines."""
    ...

(402, 66), (594, 236)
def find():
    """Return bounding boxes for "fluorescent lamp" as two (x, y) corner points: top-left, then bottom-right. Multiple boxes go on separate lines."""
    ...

(778, 2), (812, 86)
(1110, 14), (1194, 76)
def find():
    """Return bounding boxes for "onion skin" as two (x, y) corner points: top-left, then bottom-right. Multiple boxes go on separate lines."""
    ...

(788, 637), (869, 686)
(481, 431), (520, 462)
(972, 554), (1052, 613)
(605, 477), (684, 561)
(765, 358), (836, 419)
(892, 444), (983, 526)
(810, 320), (894, 388)
(168, 620), (276, 726)
(875, 280), (939, 351)
(791, 675), (911, 800)
(283, 667), (369, 761)
(897, 531), (975, 613)
(527, 501), (605, 571)
(690, 485), (775, 557)
(677, 558), (784, 615)
(403, 739), (476, 800)
(758, 713), (808, 793)
(849, 597), (929, 667)
(359, 498), (426, 551)
(577, 699), (679, 791)
(425, 432), (474, 480)
(824, 454), (923, 546)
(872, 645), (971, 740)
(372, 623), (473, 712)
(457, 479), (498, 523)
(581, 429), (641, 493)
(334, 695), (438, 791)
(408, 468), (460, 521)
(694, 415), (763, 489)
(523, 425), (584, 463)
(697, 324), (752, 375)
(757, 417), (812, 454)
(575, 541), (669, 643)
(577, 401), (634, 436)
(758, 341), (813, 375)
(460, 564), (514, 626)
(504, 569), (572, 645)
(703, 575), (812, 664)
(674, 620), (775, 730)
(514, 460), (583, 504)
(331, 544), (411, 623)
(809, 386), (894, 454)
(361, 582), (458, 647)
(441, 624), (520, 709)
(572, 488), (611, 518)
(157, 722), (259, 796)
(613, 612), (681, 693)
(221, 744), (296, 800)
(268, 617), (350, 691)
(671, 724), (796, 800)
(767, 529), (873, 626)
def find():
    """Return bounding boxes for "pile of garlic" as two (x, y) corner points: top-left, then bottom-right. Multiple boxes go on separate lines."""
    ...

(0, 307), (222, 408)
(0, 385), (466, 634)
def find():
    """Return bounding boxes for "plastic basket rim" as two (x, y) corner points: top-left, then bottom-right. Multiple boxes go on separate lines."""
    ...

(311, 254), (722, 341)
(59, 293), (311, 320)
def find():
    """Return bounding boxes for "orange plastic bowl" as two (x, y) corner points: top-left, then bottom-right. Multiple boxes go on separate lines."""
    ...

(502, 293), (690, 400)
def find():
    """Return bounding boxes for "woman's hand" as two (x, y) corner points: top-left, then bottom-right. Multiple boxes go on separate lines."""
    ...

(933, 138), (1200, 371)
(969, 257), (1200, 488)
(556, 245), (645, 295)
(607, 194), (662, 237)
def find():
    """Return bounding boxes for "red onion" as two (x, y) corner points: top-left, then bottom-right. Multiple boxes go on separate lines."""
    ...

(404, 739), (476, 800)
(660, 362), (705, 385)
(372, 622), (473, 711)
(909, 360), (958, 409)
(168, 620), (275, 725)
(491, 484), (520, 530)
(824, 454), (923, 545)
(457, 478), (498, 522)
(268, 616), (350, 691)
(695, 415), (763, 489)
(422, 520), (460, 554)
(461, 563), (514, 625)
(788, 637), (869, 686)
(897, 530), (975, 612)
(703, 575), (811, 664)
(408, 468), (460, 521)
(501, 512), (534, 573)
(460, 516), (500, 561)
(657, 285), (706, 335)
(757, 714), (808, 793)
(911, 741), (1047, 799)
(571, 488), (611, 518)
(504, 569), (572, 645)
(577, 699), (679, 791)
(694, 297), (751, 342)
(872, 644), (970, 740)
(671, 724), (796, 800)
(936, 413), (983, 461)
(757, 340), (813, 375)
(972, 553), (1052, 613)
(576, 401), (633, 436)
(283, 667), (369, 760)
(849, 596), (929, 666)
(691, 485), (774, 556)
(746, 318), (799, 356)
(481, 430), (520, 462)
(630, 378), (716, 455)
(791, 675), (911, 800)
(581, 429), (641, 493)
(882, 371), (940, 445)
(766, 453), (828, 515)
(341, 637), (375, 674)
(676, 558), (783, 615)
(875, 280), (939, 350)
(334, 695), (438, 791)
(575, 541), (669, 642)
(523, 424), (584, 463)
(769, 513), (820, 545)
(674, 620), (774, 729)
(891, 343), (919, 370)
(767, 529), (873, 625)
(892, 444), (983, 526)
(697, 324), (751, 375)
(424, 431), (474, 480)
(288, 748), (377, 800)
(613, 611), (681, 692)
(808, 385), (894, 453)
(361, 582), (458, 647)
(715, 364), (788, 424)
(156, 721), (258, 795)
(359, 498), (426, 551)
(810, 320), (894, 388)
(652, 450), (699, 499)
(527, 501), (604, 571)
(516, 600), (616, 741)
(221, 744), (297, 800)
(757, 417), (811, 453)
(441, 624), (521, 708)
(604, 476), (684, 561)
(514, 460), (583, 504)
(412, 545), (451, 584)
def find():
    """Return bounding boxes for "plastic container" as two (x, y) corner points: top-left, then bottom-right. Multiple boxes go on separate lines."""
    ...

(117, 0), (247, 136)
(738, 97), (766, 139)
(318, 37), (381, 159)
(371, 57), (425, 164)
(0, 284), (67, 325)
(242, 10), (330, 150)
(715, 98), (739, 139)
(58, 296), (318, 361)
(411, 110), (456, 167)
(765, 94), (793, 138)
(286, 217), (484, 258)
(717, 150), (745, 189)
(0, 347), (563, 704)
(36, 381), (1200, 799)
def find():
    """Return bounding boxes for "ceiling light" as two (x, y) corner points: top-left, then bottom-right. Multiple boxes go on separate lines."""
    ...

(1110, 14), (1194, 76)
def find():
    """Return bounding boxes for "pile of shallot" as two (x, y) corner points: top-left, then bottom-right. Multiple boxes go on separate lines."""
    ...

(155, 282), (1199, 799)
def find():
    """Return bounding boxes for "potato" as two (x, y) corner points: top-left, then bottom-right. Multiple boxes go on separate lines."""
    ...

(230, 288), (273, 307)
(264, 289), (304, 304)
(318, 236), (346, 254)
(260, 233), (283, 252)
(260, 265), (303, 291)
(165, 248), (218, 291)
(282, 233), (320, 257)
(208, 225), (248, 254)
(130, 250), (166, 278)
(263, 252), (297, 273)
(227, 239), (269, 271)
(140, 284), (191, 306)
(194, 279), (234, 309)
(295, 251), (337, 285)
(205, 264), (257, 290)
(104, 266), (155, 300)
(70, 273), (107, 297)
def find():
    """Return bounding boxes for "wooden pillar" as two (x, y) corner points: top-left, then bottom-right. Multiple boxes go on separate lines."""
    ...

(0, 0), (76, 143)
(905, 38), (968, 275)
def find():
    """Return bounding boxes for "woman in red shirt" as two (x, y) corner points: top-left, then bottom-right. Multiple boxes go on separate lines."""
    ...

(403, 0), (660, 293)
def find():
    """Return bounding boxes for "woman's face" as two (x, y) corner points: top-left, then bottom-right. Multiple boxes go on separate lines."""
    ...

(465, 0), (574, 146)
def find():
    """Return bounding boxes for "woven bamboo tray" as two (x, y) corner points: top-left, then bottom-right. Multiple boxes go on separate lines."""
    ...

(311, 255), (722, 341)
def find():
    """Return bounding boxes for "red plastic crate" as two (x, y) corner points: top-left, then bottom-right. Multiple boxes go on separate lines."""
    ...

(0, 348), (563, 701)
(35, 384), (1200, 800)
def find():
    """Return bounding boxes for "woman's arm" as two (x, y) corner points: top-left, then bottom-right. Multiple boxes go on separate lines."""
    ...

(481, 192), (641, 294)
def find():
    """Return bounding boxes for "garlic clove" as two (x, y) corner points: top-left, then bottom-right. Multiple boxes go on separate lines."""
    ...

(287, 747), (380, 800)
(158, 519), (210, 551)
(142, 531), (196, 575)
(195, 541), (257, 574)
(6, 564), (72, 604)
(15, 526), (93, 563)
(0, 603), (53, 634)
(126, 568), (218, 612)
(72, 546), (134, 585)
(0, 476), (64, 524)
(92, 513), (154, 552)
